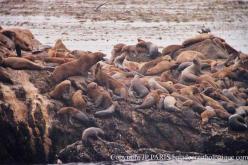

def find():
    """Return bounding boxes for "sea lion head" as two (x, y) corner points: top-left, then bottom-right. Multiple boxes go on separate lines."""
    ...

(87, 82), (98, 90)
(91, 52), (107, 62)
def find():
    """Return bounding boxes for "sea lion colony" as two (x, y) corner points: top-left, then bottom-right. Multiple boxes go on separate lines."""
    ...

(0, 27), (248, 162)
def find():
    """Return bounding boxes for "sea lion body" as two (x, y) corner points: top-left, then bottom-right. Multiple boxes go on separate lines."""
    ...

(201, 106), (216, 125)
(58, 107), (91, 126)
(71, 90), (87, 110)
(135, 90), (160, 109)
(51, 52), (106, 83)
(95, 102), (118, 117)
(176, 50), (205, 63)
(49, 80), (71, 100)
(1, 57), (52, 70)
(228, 114), (247, 131)
(180, 58), (201, 84)
(94, 63), (128, 100)
(87, 82), (112, 108)
(81, 127), (105, 142)
(129, 75), (149, 98)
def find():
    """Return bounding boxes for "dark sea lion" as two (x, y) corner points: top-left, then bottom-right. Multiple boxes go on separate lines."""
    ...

(0, 67), (13, 84)
(228, 114), (247, 131)
(81, 127), (105, 142)
(129, 75), (149, 98)
(94, 101), (118, 118)
(58, 107), (92, 126)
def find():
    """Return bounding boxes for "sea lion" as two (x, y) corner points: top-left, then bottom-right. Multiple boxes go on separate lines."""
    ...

(222, 89), (246, 106)
(57, 107), (92, 127)
(202, 94), (231, 119)
(137, 39), (160, 59)
(129, 75), (149, 98)
(81, 127), (105, 142)
(134, 89), (161, 109)
(0, 33), (15, 51)
(51, 52), (106, 83)
(162, 95), (179, 112)
(0, 56), (53, 70)
(49, 80), (71, 100)
(180, 58), (201, 84)
(94, 101), (119, 118)
(144, 57), (175, 76)
(48, 39), (74, 58)
(94, 63), (128, 100)
(228, 114), (247, 131)
(157, 81), (176, 93)
(87, 82), (112, 108)
(109, 43), (126, 64)
(2, 28), (34, 56)
(71, 90), (87, 110)
(201, 106), (216, 125)
(161, 44), (183, 58)
(182, 33), (214, 47)
(148, 78), (169, 93)
(176, 50), (205, 63)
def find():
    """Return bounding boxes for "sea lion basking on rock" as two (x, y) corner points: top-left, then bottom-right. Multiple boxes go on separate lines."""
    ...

(51, 52), (106, 83)
(87, 82), (112, 109)
(94, 63), (128, 100)
(0, 56), (53, 70)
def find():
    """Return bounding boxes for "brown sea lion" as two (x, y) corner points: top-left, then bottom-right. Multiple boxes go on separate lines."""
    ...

(148, 78), (169, 93)
(87, 82), (112, 108)
(81, 127), (105, 142)
(145, 59), (175, 76)
(202, 94), (230, 119)
(94, 63), (128, 100)
(1, 28), (34, 51)
(176, 50), (205, 63)
(201, 106), (216, 125)
(182, 33), (214, 47)
(129, 75), (149, 98)
(57, 107), (92, 126)
(51, 52), (106, 83)
(49, 80), (71, 100)
(48, 39), (74, 58)
(71, 90), (87, 110)
(134, 89), (161, 109)
(0, 56), (53, 70)
(0, 33), (15, 50)
(162, 44), (183, 57)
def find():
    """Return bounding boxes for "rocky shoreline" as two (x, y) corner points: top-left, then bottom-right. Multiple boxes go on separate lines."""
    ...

(0, 26), (248, 164)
